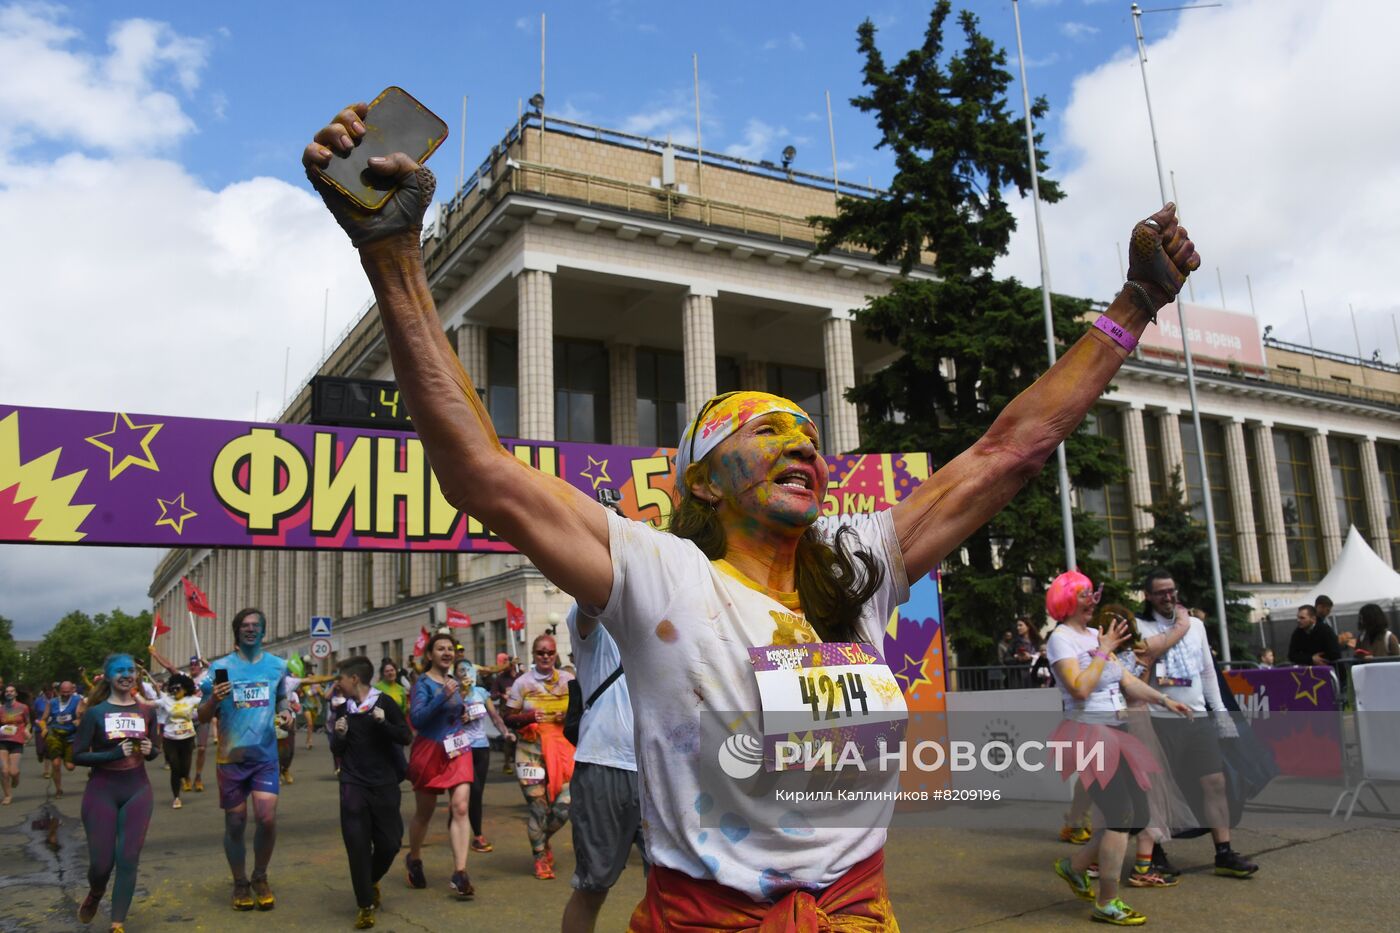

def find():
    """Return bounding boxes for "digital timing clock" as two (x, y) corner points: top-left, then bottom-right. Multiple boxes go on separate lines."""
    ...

(310, 376), (413, 429)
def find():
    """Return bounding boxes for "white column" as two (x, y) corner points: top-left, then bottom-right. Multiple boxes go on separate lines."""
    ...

(1310, 429), (1343, 567)
(682, 289), (717, 417)
(1251, 422), (1291, 583)
(341, 553), (360, 617)
(1360, 436), (1394, 566)
(411, 554), (435, 597)
(1122, 404), (1155, 538)
(609, 342), (639, 446)
(516, 269), (554, 441)
(1160, 409), (1186, 493)
(822, 313), (860, 454)
(1224, 418), (1262, 583)
(455, 322), (488, 388)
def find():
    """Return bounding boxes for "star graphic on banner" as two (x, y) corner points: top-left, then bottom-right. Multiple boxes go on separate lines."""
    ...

(155, 493), (197, 535)
(1291, 668), (1328, 706)
(893, 652), (933, 693)
(580, 455), (611, 490)
(85, 413), (163, 479)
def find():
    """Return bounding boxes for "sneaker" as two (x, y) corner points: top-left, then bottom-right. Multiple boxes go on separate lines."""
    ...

(172, 798), (183, 810)
(78, 890), (101, 923)
(1214, 849), (1259, 878)
(1091, 897), (1147, 926)
(1060, 823), (1093, 845)
(1127, 867), (1178, 888)
(534, 855), (555, 880)
(405, 855), (426, 889)
(193, 777), (204, 793)
(231, 880), (255, 911)
(1150, 843), (1179, 879)
(281, 771), (294, 785)
(471, 836), (493, 853)
(1054, 857), (1095, 901)
(1086, 863), (1100, 879)
(250, 875), (275, 910)
(181, 778), (192, 792)
(449, 870), (475, 898)
(355, 907), (375, 929)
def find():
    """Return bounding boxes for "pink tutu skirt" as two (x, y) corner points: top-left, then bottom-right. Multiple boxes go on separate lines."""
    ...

(1050, 719), (1161, 792)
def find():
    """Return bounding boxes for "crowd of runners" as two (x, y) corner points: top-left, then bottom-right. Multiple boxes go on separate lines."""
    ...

(0, 109), (1221, 931)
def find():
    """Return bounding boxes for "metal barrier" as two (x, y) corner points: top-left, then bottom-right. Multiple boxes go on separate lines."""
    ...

(948, 664), (1050, 692)
(1330, 657), (1400, 819)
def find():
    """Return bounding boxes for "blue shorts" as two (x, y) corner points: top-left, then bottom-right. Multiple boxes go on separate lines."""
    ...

(217, 758), (279, 810)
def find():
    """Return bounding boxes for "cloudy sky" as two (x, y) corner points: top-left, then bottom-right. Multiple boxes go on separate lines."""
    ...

(2, 0), (1395, 639)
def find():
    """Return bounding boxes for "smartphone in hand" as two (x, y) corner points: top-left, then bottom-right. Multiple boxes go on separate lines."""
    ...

(315, 86), (449, 210)
(214, 668), (229, 685)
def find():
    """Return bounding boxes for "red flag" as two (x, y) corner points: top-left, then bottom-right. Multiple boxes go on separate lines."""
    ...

(411, 627), (430, 658)
(182, 576), (216, 618)
(506, 599), (526, 632)
(445, 608), (473, 628)
(151, 612), (171, 640)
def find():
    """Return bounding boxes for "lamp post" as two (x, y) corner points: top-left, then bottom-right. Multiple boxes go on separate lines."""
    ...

(1011, 0), (1076, 572)
(1131, 2), (1232, 661)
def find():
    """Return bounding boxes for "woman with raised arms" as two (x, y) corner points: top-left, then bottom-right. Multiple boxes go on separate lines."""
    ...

(302, 104), (1200, 930)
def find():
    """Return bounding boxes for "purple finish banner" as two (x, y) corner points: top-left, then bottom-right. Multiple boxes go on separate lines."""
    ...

(0, 404), (932, 551)
(1224, 666), (1342, 778)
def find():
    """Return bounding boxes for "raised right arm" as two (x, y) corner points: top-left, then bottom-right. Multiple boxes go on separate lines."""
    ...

(303, 106), (612, 608)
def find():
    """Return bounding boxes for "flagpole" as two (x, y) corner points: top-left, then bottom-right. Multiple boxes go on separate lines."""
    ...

(187, 610), (203, 661)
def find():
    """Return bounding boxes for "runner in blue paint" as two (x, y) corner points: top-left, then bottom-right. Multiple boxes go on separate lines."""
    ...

(198, 608), (291, 911)
(41, 679), (83, 798)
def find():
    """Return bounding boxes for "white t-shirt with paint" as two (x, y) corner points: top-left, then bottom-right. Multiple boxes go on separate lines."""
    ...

(1046, 624), (1127, 719)
(591, 509), (909, 903)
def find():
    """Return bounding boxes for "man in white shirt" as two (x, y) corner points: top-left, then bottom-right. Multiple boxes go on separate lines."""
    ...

(1137, 569), (1258, 879)
(562, 604), (645, 933)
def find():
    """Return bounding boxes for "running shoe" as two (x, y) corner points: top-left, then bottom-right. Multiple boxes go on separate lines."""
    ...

(1127, 867), (1178, 888)
(1054, 857), (1095, 901)
(1059, 822), (1093, 845)
(471, 836), (494, 853)
(111, 925), (124, 933)
(450, 870), (475, 898)
(78, 890), (101, 923)
(231, 880), (255, 911)
(405, 855), (426, 889)
(193, 777), (204, 792)
(1086, 863), (1100, 879)
(250, 875), (275, 910)
(172, 798), (182, 810)
(181, 778), (192, 792)
(1091, 898), (1147, 926)
(1150, 843), (1179, 879)
(282, 770), (294, 785)
(1213, 849), (1259, 878)
(534, 854), (555, 880)
(355, 907), (375, 929)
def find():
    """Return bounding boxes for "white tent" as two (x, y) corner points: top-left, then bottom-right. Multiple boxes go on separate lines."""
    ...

(1304, 526), (1400, 612)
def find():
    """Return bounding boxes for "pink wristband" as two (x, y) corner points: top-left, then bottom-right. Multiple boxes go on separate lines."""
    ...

(1090, 650), (1111, 662)
(1092, 315), (1138, 353)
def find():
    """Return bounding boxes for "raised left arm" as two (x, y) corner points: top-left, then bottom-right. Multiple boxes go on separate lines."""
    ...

(895, 205), (1198, 579)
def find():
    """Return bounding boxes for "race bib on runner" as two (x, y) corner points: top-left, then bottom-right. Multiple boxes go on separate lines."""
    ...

(167, 719), (195, 740)
(1107, 682), (1126, 712)
(1154, 662), (1192, 687)
(0, 724), (16, 737)
(516, 764), (546, 783)
(466, 702), (486, 721)
(442, 731), (471, 759)
(748, 642), (909, 771)
(232, 683), (271, 708)
(104, 712), (147, 740)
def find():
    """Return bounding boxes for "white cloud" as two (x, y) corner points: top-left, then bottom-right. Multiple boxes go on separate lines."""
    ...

(723, 118), (790, 162)
(514, 16), (533, 34)
(762, 32), (805, 52)
(1060, 21), (1099, 40)
(0, 4), (368, 634)
(996, 0), (1400, 363)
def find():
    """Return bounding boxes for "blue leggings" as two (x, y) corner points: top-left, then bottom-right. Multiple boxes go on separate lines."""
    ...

(82, 768), (154, 923)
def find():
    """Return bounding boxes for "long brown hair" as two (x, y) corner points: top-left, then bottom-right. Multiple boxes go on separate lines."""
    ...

(668, 485), (884, 643)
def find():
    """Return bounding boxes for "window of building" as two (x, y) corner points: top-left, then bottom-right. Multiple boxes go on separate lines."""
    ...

(1273, 428), (1324, 582)
(438, 552), (458, 588)
(1328, 435), (1371, 545)
(330, 555), (344, 619)
(1081, 407), (1136, 578)
(716, 356), (740, 394)
(1379, 442), (1400, 571)
(766, 363), (828, 442)
(1278, 365), (1302, 374)
(1143, 411), (1166, 505)
(491, 619), (509, 663)
(636, 348), (687, 448)
(487, 329), (519, 439)
(1179, 418), (1236, 562)
(362, 553), (374, 611)
(1244, 429), (1277, 582)
(396, 553), (411, 598)
(555, 338), (611, 442)
(380, 641), (390, 662)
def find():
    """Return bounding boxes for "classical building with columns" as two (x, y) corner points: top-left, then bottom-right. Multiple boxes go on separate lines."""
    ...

(148, 113), (1400, 668)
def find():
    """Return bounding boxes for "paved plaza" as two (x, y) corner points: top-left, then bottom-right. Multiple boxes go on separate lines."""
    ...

(2, 745), (1397, 931)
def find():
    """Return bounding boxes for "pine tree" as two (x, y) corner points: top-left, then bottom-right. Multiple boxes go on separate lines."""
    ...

(1133, 468), (1254, 658)
(814, 3), (1127, 660)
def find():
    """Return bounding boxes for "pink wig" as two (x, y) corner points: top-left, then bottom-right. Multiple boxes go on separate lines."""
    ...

(1046, 570), (1094, 622)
